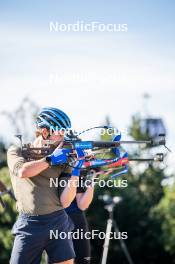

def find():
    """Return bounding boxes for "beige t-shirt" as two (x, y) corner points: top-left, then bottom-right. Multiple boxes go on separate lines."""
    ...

(7, 145), (72, 215)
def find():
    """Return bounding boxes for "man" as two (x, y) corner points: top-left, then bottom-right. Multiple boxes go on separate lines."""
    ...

(7, 107), (83, 264)
(65, 172), (94, 264)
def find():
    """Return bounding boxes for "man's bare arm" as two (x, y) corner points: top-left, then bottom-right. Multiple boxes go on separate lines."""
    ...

(76, 185), (94, 211)
(60, 176), (79, 208)
(18, 158), (49, 178)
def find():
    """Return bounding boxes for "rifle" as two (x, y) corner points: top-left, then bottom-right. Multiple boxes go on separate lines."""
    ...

(16, 126), (168, 179)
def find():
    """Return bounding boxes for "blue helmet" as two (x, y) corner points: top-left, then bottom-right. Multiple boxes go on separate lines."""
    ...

(36, 107), (71, 130)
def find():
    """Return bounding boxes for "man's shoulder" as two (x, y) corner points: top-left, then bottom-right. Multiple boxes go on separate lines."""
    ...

(7, 145), (25, 173)
(7, 145), (22, 156)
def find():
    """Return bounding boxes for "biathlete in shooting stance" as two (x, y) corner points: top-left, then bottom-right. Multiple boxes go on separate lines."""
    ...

(64, 172), (94, 264)
(47, 171), (95, 264)
(7, 107), (85, 264)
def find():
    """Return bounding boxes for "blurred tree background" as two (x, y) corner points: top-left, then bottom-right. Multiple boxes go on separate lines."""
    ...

(0, 102), (175, 263)
(87, 115), (175, 264)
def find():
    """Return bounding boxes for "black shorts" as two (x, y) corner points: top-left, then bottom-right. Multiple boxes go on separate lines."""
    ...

(69, 211), (91, 263)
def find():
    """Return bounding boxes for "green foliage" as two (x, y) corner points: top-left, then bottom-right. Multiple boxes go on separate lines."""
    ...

(152, 186), (175, 255)
(0, 141), (7, 168)
(129, 114), (148, 141)
(0, 167), (17, 263)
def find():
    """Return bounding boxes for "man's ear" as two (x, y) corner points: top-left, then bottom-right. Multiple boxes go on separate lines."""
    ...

(41, 128), (49, 139)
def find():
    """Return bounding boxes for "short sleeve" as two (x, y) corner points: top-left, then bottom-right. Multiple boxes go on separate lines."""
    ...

(7, 145), (25, 177)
